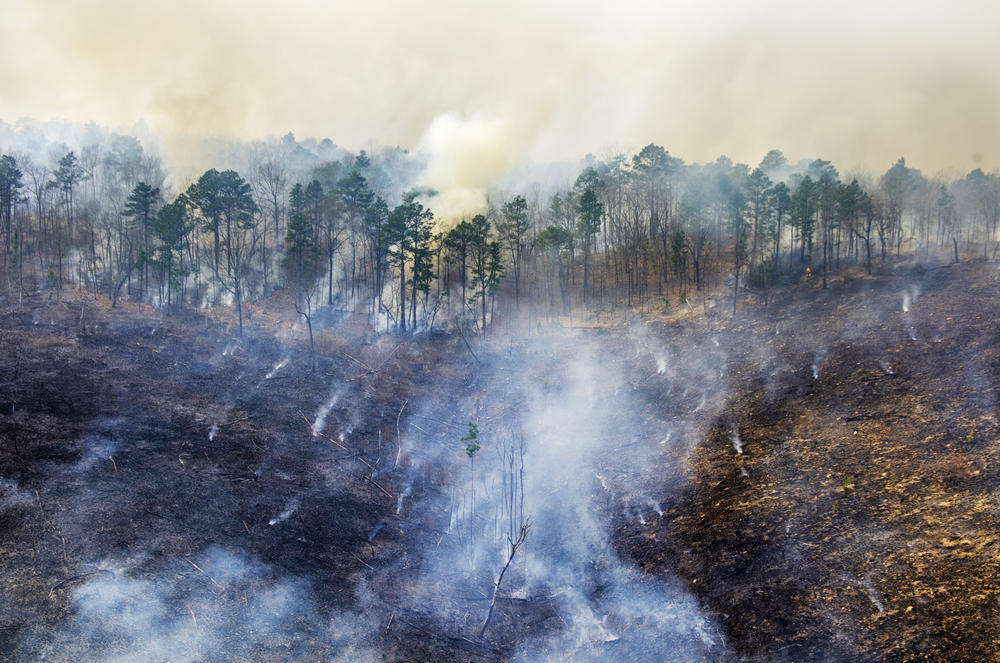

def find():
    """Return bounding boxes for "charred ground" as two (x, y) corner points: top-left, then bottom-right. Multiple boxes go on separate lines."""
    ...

(1, 260), (999, 661)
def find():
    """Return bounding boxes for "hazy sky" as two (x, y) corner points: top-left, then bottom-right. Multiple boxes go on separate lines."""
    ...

(1, 0), (999, 175)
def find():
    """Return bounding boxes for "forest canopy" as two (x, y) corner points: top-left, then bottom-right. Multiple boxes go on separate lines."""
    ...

(0, 121), (995, 337)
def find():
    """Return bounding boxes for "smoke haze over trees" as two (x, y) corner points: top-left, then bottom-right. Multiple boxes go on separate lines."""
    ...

(0, 119), (998, 334)
(3, 1), (1000, 174)
(5, 3), (1000, 660)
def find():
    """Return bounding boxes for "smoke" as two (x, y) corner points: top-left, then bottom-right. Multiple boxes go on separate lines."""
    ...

(311, 384), (344, 436)
(31, 547), (380, 663)
(375, 324), (732, 660)
(268, 498), (299, 526)
(507, 337), (726, 660)
(415, 112), (518, 224)
(5, 292), (747, 660)
(3, 0), (999, 182)
(73, 433), (121, 473)
(6, 385), (384, 661)
(0, 477), (30, 508)
(730, 427), (743, 455)
(264, 357), (289, 379)
(10, 260), (1000, 660)
(629, 323), (673, 377)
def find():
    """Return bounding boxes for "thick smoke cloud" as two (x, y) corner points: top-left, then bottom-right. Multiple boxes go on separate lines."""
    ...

(2, 0), (998, 189)
(33, 547), (379, 663)
(370, 322), (735, 661)
(416, 113), (518, 224)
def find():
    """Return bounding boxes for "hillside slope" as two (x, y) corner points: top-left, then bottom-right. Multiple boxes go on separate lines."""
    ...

(1, 261), (998, 661)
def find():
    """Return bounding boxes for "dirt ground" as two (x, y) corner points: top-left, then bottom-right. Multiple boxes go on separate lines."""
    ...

(621, 261), (1000, 662)
(2, 259), (1000, 661)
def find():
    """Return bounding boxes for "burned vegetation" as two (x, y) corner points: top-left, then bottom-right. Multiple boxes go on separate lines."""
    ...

(0, 258), (998, 661)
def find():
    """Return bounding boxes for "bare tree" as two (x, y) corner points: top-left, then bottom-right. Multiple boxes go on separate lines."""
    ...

(479, 520), (530, 639)
(252, 152), (287, 290)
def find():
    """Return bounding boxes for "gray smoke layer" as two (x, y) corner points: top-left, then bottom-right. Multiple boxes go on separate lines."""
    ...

(42, 547), (378, 663)
(7, 412), (382, 662)
(4, 303), (749, 661)
(383, 326), (732, 661)
(4, 1), (999, 174)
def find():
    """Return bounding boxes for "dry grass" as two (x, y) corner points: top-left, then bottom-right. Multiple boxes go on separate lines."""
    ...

(26, 335), (75, 349)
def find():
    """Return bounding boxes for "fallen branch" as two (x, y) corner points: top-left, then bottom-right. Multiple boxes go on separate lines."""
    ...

(374, 342), (403, 370)
(394, 398), (408, 469)
(391, 611), (499, 657)
(295, 411), (393, 500)
(365, 475), (395, 500)
(410, 413), (461, 429)
(181, 412), (258, 433)
(50, 570), (112, 595)
(218, 413), (258, 428)
(384, 611), (394, 634)
(335, 350), (374, 374)
(184, 557), (224, 592)
(351, 552), (374, 570)
(298, 410), (348, 451)
(408, 422), (431, 436)
(456, 324), (480, 363)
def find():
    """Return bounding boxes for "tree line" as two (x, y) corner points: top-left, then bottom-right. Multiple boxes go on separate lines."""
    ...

(1, 135), (997, 341)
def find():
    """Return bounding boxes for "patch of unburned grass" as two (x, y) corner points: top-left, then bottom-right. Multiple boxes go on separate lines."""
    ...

(27, 335), (75, 349)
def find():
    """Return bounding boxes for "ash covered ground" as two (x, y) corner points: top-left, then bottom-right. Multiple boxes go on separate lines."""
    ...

(2, 260), (1000, 662)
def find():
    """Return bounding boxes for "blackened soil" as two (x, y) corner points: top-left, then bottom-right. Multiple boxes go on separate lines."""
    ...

(3, 260), (1000, 662)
